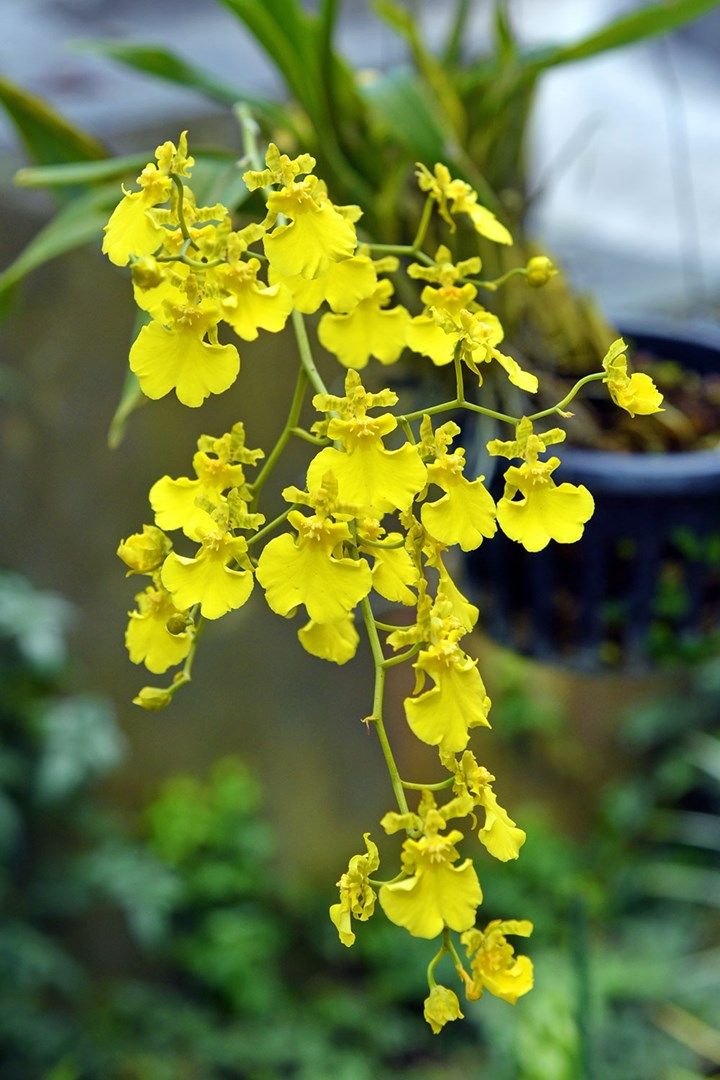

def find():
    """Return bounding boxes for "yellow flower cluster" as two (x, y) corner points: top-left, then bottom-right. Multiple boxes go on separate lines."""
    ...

(104, 136), (663, 1031)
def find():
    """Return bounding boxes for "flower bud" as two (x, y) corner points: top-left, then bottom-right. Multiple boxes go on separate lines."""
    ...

(117, 525), (171, 575)
(131, 254), (165, 290)
(133, 686), (173, 711)
(423, 985), (464, 1034)
(165, 612), (191, 636)
(525, 255), (557, 287)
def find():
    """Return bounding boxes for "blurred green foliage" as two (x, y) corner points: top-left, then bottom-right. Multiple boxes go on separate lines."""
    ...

(1, 571), (719, 1078)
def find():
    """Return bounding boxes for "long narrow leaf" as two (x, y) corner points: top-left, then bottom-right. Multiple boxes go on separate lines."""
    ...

(79, 41), (289, 127)
(16, 154), (151, 189)
(373, 0), (467, 138)
(0, 76), (105, 166)
(538, 0), (720, 69)
(0, 186), (116, 301)
(217, 0), (319, 116)
(360, 68), (449, 163)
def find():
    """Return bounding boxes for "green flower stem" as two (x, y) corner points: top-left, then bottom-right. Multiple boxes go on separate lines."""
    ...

(250, 366), (308, 504)
(360, 537), (406, 551)
(382, 644), (421, 669)
(466, 266), (527, 292)
(290, 426), (328, 447)
(427, 940), (448, 989)
(462, 399), (519, 425)
(528, 371), (606, 421)
(399, 417), (417, 445)
(366, 243), (435, 268)
(400, 398), (518, 426)
(169, 173), (198, 250)
(360, 596), (411, 818)
(247, 507), (293, 548)
(155, 253), (224, 269)
(373, 619), (408, 633)
(291, 309), (329, 397)
(168, 614), (204, 697)
(401, 777), (455, 792)
(454, 353), (465, 402)
(443, 929), (467, 979)
(412, 195), (434, 251)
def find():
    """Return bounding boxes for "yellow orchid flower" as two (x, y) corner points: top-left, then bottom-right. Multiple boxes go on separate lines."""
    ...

(416, 163), (512, 244)
(161, 529), (254, 620)
(461, 919), (534, 1003)
(420, 421), (497, 551)
(103, 133), (193, 266)
(318, 279), (410, 369)
(329, 833), (380, 946)
(450, 751), (526, 862)
(256, 510), (372, 624)
(298, 615), (359, 665)
(379, 799), (482, 939)
(216, 258), (292, 341)
(269, 254), (377, 315)
(602, 338), (664, 416)
(308, 372), (426, 515)
(424, 985), (464, 1034)
(125, 583), (192, 674)
(129, 302), (240, 407)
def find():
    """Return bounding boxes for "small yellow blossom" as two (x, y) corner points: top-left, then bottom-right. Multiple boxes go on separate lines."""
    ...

(270, 254), (377, 315)
(117, 524), (171, 575)
(150, 454), (249, 542)
(308, 372), (426, 515)
(420, 420), (497, 551)
(161, 529), (254, 620)
(489, 420), (594, 552)
(404, 597), (491, 755)
(526, 255), (557, 287)
(102, 133), (193, 266)
(461, 919), (534, 1003)
(262, 174), (357, 280)
(424, 985), (464, 1034)
(298, 616), (359, 665)
(125, 583), (192, 674)
(416, 163), (512, 244)
(217, 258), (293, 341)
(329, 833), (380, 946)
(496, 456), (593, 552)
(379, 795), (482, 939)
(602, 338), (663, 416)
(256, 510), (372, 624)
(357, 521), (419, 606)
(450, 751), (526, 862)
(318, 279), (410, 369)
(129, 302), (240, 407)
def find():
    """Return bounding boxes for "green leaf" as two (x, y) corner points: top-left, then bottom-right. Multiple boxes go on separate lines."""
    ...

(536, 0), (720, 69)
(107, 369), (146, 451)
(0, 75), (105, 166)
(0, 184), (117, 302)
(80, 40), (289, 128)
(372, 0), (467, 138)
(494, 0), (518, 65)
(360, 68), (449, 163)
(218, 0), (318, 116)
(15, 153), (151, 189)
(188, 153), (252, 211)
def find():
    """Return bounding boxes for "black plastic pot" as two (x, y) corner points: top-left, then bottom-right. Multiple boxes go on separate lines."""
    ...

(465, 320), (720, 669)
